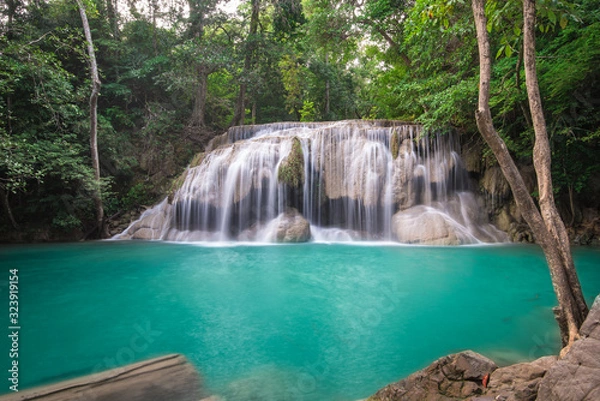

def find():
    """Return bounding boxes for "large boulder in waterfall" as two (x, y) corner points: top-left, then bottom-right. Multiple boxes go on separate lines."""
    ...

(392, 206), (460, 245)
(392, 194), (509, 245)
(272, 208), (311, 243)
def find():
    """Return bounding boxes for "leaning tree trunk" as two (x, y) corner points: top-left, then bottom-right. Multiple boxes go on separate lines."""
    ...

(77, 0), (108, 238)
(522, 0), (588, 318)
(471, 0), (587, 349)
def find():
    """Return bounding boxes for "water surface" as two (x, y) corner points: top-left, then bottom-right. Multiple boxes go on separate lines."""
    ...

(1, 242), (599, 400)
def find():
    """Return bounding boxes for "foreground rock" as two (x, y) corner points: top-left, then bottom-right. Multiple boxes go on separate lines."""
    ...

(484, 356), (557, 401)
(368, 294), (600, 401)
(368, 351), (497, 400)
(536, 295), (600, 401)
(0, 354), (203, 401)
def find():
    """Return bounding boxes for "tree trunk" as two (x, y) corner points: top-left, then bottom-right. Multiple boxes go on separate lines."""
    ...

(232, 82), (247, 126)
(0, 187), (18, 230)
(374, 26), (411, 67)
(6, 95), (12, 134)
(6, 0), (19, 39)
(105, 0), (120, 40)
(471, 0), (587, 349)
(187, 0), (208, 127)
(522, 0), (588, 320)
(325, 52), (330, 118)
(190, 68), (208, 127)
(77, 0), (108, 238)
(151, 0), (158, 56)
(231, 0), (260, 127)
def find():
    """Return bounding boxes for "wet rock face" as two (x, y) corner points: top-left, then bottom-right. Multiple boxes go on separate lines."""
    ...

(115, 201), (171, 240)
(391, 194), (508, 245)
(368, 351), (497, 401)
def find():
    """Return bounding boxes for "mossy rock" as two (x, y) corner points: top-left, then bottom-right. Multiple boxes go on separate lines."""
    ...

(390, 129), (400, 159)
(190, 152), (205, 168)
(278, 137), (304, 188)
(167, 153), (205, 204)
(168, 169), (189, 204)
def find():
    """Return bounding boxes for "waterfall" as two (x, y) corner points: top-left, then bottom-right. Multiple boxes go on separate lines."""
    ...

(115, 120), (508, 244)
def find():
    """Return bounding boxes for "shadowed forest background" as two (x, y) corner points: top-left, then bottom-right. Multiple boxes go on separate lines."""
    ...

(1, 0), (599, 241)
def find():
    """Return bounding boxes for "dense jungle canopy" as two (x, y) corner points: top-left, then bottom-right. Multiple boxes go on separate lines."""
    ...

(1, 0), (599, 239)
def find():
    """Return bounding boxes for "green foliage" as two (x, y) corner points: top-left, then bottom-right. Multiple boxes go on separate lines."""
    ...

(1, 0), (599, 238)
(299, 100), (317, 122)
(120, 182), (157, 211)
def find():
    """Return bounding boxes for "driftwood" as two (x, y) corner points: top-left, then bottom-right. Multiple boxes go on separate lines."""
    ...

(0, 354), (203, 401)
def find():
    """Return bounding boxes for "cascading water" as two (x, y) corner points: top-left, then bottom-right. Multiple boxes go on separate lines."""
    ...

(115, 120), (508, 244)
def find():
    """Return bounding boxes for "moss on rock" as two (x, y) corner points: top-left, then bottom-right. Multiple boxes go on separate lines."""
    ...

(278, 137), (304, 188)
(190, 152), (205, 168)
(168, 170), (188, 204)
(390, 129), (400, 159)
(167, 152), (205, 204)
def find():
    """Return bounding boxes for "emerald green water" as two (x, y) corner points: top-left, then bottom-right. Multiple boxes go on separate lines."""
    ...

(1, 242), (599, 400)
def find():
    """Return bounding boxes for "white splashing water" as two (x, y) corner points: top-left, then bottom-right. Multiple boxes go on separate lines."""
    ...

(115, 121), (508, 244)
